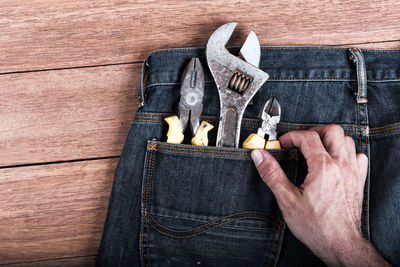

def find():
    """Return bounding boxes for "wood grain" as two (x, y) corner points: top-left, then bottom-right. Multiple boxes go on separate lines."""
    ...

(0, 158), (117, 264)
(1, 0), (400, 73)
(4, 256), (96, 267)
(2, 0), (400, 265)
(0, 64), (138, 167)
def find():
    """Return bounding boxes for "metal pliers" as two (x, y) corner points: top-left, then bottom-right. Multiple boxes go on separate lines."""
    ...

(165, 58), (213, 145)
(206, 22), (270, 147)
(243, 97), (282, 149)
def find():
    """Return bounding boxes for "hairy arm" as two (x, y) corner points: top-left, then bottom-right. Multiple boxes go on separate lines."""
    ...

(251, 124), (391, 266)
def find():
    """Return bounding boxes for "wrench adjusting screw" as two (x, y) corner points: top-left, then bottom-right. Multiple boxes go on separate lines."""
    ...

(228, 70), (252, 94)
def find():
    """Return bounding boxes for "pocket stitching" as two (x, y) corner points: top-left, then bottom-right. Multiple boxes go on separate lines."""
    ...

(141, 148), (156, 267)
(266, 222), (281, 266)
(148, 210), (281, 233)
(153, 141), (297, 161)
(142, 141), (297, 264)
(148, 216), (279, 239)
(147, 148), (156, 266)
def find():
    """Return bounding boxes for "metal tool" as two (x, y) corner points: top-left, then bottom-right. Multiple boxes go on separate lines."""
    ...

(165, 58), (213, 145)
(243, 97), (281, 149)
(206, 22), (269, 147)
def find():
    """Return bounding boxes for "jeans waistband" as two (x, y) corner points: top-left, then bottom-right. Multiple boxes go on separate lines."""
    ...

(144, 46), (400, 87)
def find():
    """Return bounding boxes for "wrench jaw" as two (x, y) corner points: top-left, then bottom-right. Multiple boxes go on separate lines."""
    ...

(206, 22), (269, 147)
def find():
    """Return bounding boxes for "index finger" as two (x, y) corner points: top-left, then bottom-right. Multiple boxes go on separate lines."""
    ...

(279, 130), (331, 165)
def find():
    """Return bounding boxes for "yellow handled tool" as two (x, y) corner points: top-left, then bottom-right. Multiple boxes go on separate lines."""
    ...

(243, 97), (281, 149)
(165, 116), (213, 146)
(165, 58), (213, 146)
(191, 121), (214, 146)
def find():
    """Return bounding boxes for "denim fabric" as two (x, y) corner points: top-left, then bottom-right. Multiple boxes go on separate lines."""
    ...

(97, 46), (400, 266)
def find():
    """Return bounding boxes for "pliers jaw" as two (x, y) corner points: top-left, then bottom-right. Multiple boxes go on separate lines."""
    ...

(258, 97), (281, 141)
(179, 57), (205, 136)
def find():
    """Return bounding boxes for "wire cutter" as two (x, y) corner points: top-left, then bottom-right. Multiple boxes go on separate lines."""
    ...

(243, 97), (281, 149)
(165, 58), (214, 146)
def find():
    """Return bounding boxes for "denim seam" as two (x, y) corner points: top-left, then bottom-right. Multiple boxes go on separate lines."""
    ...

(146, 79), (360, 88)
(150, 46), (400, 54)
(142, 148), (151, 267)
(266, 223), (280, 266)
(150, 210), (275, 222)
(140, 147), (152, 266)
(148, 211), (281, 232)
(135, 115), (400, 137)
(274, 223), (285, 267)
(350, 48), (370, 239)
(141, 146), (157, 267)
(272, 155), (297, 266)
(156, 145), (288, 156)
(135, 119), (259, 129)
(149, 211), (281, 232)
(274, 220), (284, 266)
(364, 103), (370, 236)
(156, 141), (285, 154)
(148, 216), (279, 239)
(357, 102), (362, 148)
(136, 112), (358, 127)
(156, 148), (292, 161)
(369, 128), (400, 136)
(148, 148), (157, 267)
(154, 143), (295, 160)
(135, 113), (357, 128)
(369, 123), (400, 132)
(146, 78), (400, 88)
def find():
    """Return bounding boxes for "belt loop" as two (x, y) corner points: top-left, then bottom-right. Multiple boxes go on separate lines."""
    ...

(138, 55), (150, 107)
(349, 49), (368, 104)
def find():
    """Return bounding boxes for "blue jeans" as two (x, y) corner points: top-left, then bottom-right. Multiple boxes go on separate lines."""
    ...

(97, 47), (400, 266)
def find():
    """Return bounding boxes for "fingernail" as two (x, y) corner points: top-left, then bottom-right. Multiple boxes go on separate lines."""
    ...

(251, 150), (264, 167)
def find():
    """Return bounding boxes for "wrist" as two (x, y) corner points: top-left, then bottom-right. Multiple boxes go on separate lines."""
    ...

(330, 234), (390, 267)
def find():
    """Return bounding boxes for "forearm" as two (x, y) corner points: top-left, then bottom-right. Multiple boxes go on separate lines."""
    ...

(330, 237), (391, 267)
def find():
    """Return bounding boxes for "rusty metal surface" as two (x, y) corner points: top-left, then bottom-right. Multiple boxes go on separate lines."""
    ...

(206, 22), (269, 147)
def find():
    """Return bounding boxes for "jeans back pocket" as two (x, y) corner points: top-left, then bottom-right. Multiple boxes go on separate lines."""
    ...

(140, 141), (298, 267)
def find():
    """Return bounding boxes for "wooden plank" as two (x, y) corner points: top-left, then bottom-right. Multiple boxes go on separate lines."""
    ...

(1, 0), (400, 73)
(344, 41), (400, 49)
(0, 64), (138, 167)
(4, 256), (96, 267)
(0, 158), (117, 264)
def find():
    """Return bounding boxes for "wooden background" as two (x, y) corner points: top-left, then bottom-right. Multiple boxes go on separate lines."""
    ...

(1, 0), (400, 265)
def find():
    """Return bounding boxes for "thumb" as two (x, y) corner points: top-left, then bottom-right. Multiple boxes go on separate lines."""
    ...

(251, 149), (298, 209)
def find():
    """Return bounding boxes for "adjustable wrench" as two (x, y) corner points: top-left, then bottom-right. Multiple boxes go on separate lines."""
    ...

(206, 22), (269, 147)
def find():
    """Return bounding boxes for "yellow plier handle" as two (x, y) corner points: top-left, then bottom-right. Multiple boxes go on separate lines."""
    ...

(165, 116), (213, 146)
(242, 133), (281, 149)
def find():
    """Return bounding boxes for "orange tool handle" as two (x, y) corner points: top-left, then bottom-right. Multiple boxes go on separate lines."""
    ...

(243, 133), (281, 149)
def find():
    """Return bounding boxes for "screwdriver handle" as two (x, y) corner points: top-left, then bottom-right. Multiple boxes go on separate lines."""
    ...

(191, 121), (214, 146)
(165, 115), (185, 144)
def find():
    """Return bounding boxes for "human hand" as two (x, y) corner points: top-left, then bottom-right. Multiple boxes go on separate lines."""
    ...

(251, 124), (390, 266)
